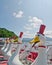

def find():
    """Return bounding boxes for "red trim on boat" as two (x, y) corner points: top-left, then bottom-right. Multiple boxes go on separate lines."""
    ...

(38, 46), (46, 48)
(27, 52), (38, 62)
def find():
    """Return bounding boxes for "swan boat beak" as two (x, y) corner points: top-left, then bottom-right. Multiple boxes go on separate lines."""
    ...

(30, 36), (40, 45)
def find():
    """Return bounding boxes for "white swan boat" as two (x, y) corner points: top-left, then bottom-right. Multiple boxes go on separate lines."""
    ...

(8, 24), (49, 65)
(1, 24), (52, 65)
(8, 32), (24, 65)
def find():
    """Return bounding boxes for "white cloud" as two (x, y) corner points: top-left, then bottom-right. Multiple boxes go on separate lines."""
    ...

(24, 16), (43, 30)
(13, 12), (16, 16)
(13, 10), (24, 18)
(24, 24), (32, 30)
(28, 16), (43, 24)
(24, 31), (34, 38)
(24, 16), (43, 38)
(29, 17), (43, 28)
(45, 30), (52, 38)
(45, 31), (52, 34)
(24, 31), (30, 34)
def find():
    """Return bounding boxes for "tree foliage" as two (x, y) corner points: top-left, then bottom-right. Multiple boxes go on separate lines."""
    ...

(0, 28), (18, 38)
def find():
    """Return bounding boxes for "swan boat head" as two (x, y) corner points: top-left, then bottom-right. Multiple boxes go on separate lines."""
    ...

(29, 24), (47, 65)
(30, 24), (46, 46)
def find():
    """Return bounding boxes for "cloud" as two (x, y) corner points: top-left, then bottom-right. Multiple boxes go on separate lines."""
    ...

(24, 16), (43, 38)
(13, 10), (24, 18)
(24, 31), (34, 38)
(24, 16), (43, 30)
(28, 16), (43, 25)
(13, 12), (16, 16)
(45, 31), (52, 34)
(29, 17), (43, 28)
(24, 24), (32, 30)
(45, 31), (52, 38)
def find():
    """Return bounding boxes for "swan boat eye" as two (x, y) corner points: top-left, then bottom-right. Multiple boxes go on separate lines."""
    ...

(37, 34), (40, 36)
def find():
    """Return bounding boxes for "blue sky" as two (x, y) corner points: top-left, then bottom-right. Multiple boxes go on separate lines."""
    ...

(0, 0), (52, 38)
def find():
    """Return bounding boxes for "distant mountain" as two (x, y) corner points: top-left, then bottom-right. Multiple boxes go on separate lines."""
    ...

(0, 28), (18, 38)
(45, 31), (52, 38)
(46, 37), (52, 41)
(22, 38), (33, 42)
(23, 36), (52, 42)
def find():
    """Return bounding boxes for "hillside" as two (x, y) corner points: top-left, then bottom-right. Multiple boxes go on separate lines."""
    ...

(0, 28), (18, 38)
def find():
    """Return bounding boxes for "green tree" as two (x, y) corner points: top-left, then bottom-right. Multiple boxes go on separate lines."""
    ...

(0, 28), (18, 38)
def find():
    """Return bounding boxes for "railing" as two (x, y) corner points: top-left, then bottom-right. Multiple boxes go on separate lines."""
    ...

(47, 45), (52, 65)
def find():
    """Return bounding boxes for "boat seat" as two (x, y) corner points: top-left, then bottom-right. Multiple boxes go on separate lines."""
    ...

(11, 48), (16, 54)
(19, 49), (24, 54)
(27, 52), (38, 62)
